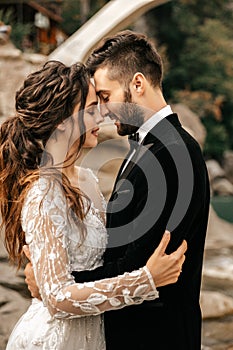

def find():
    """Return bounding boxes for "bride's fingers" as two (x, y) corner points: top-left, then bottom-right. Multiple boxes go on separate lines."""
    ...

(160, 239), (187, 272)
(171, 240), (188, 260)
(160, 255), (186, 286)
(154, 230), (171, 256)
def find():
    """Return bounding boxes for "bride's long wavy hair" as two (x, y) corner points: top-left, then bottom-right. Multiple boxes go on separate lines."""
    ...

(0, 60), (91, 269)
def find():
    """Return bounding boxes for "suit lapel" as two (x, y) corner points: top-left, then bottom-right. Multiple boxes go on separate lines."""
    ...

(113, 149), (131, 185)
(110, 113), (181, 196)
(143, 113), (181, 145)
(118, 143), (154, 181)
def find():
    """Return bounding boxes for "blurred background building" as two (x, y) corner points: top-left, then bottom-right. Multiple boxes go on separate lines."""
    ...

(0, 0), (65, 54)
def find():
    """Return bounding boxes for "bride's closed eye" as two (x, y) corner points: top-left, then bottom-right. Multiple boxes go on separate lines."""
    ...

(86, 106), (95, 116)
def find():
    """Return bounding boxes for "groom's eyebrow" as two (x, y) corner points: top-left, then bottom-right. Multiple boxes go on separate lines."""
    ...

(86, 101), (98, 108)
(96, 89), (109, 96)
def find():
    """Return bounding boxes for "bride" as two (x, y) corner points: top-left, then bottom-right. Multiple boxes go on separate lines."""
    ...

(0, 61), (187, 350)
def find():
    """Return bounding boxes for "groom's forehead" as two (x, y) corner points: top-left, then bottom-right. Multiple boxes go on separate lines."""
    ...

(93, 67), (109, 85)
(93, 68), (122, 94)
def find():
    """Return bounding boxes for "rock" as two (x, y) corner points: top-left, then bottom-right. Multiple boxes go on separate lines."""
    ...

(0, 241), (31, 347)
(202, 316), (233, 349)
(0, 43), (44, 121)
(205, 205), (233, 249)
(0, 285), (31, 349)
(201, 291), (233, 319)
(223, 150), (233, 185)
(22, 52), (47, 65)
(205, 159), (233, 195)
(171, 103), (207, 148)
(206, 159), (225, 183)
(212, 177), (233, 196)
(203, 251), (233, 288)
(0, 41), (22, 59)
(0, 262), (30, 297)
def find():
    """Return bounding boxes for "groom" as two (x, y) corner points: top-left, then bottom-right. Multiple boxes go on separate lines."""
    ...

(25, 31), (210, 349)
(74, 30), (210, 350)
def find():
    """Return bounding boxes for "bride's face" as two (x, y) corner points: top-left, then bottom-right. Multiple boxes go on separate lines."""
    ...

(45, 83), (104, 168)
(70, 83), (103, 150)
(83, 83), (104, 148)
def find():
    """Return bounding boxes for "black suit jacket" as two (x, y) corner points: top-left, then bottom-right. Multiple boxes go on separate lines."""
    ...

(73, 114), (210, 350)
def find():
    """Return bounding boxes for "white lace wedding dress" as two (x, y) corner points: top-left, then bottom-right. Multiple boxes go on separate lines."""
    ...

(6, 169), (159, 350)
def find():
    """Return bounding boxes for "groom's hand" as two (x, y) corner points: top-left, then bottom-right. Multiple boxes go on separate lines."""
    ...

(23, 245), (42, 300)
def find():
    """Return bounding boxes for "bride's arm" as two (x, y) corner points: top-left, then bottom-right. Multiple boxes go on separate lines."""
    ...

(22, 179), (186, 319)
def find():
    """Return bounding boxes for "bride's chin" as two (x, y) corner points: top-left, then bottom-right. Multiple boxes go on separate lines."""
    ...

(83, 140), (98, 149)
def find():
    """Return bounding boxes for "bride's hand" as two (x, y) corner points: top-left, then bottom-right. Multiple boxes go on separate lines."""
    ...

(146, 231), (187, 288)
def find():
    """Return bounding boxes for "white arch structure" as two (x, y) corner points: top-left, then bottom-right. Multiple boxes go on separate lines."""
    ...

(49, 0), (171, 65)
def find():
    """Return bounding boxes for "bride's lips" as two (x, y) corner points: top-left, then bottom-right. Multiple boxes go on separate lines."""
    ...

(91, 127), (99, 137)
(115, 121), (120, 128)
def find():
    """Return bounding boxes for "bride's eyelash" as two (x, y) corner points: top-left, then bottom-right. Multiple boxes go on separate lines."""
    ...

(87, 106), (96, 116)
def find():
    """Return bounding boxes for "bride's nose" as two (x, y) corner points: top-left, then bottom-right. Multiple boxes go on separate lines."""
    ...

(95, 105), (104, 124)
(99, 102), (110, 118)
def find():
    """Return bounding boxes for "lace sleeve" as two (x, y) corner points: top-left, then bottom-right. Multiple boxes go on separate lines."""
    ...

(21, 178), (159, 320)
(85, 167), (107, 216)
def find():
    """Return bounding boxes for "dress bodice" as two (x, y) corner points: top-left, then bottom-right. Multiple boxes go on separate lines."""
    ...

(6, 169), (159, 350)
(21, 171), (158, 320)
(22, 171), (107, 271)
(66, 197), (107, 272)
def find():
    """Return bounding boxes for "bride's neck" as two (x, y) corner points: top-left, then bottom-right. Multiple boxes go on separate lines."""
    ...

(63, 164), (75, 178)
(62, 164), (80, 187)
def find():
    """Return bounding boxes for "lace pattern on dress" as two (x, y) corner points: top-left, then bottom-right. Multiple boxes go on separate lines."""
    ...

(21, 177), (159, 320)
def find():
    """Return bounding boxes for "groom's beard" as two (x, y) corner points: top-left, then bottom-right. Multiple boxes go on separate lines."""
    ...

(117, 93), (145, 136)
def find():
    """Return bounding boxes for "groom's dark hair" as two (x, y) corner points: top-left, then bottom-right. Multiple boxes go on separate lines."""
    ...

(86, 30), (163, 89)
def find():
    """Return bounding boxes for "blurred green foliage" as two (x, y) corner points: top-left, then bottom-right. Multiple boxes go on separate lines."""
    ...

(61, 0), (109, 36)
(145, 0), (233, 160)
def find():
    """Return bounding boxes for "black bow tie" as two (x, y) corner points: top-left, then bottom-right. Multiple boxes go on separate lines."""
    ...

(128, 132), (139, 142)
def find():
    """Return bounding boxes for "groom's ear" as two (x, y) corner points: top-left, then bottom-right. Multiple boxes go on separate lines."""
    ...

(131, 72), (145, 96)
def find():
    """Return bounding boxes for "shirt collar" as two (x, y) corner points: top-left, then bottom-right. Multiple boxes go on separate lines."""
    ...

(137, 105), (173, 144)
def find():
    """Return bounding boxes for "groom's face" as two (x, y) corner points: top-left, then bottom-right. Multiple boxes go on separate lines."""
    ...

(94, 67), (144, 136)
